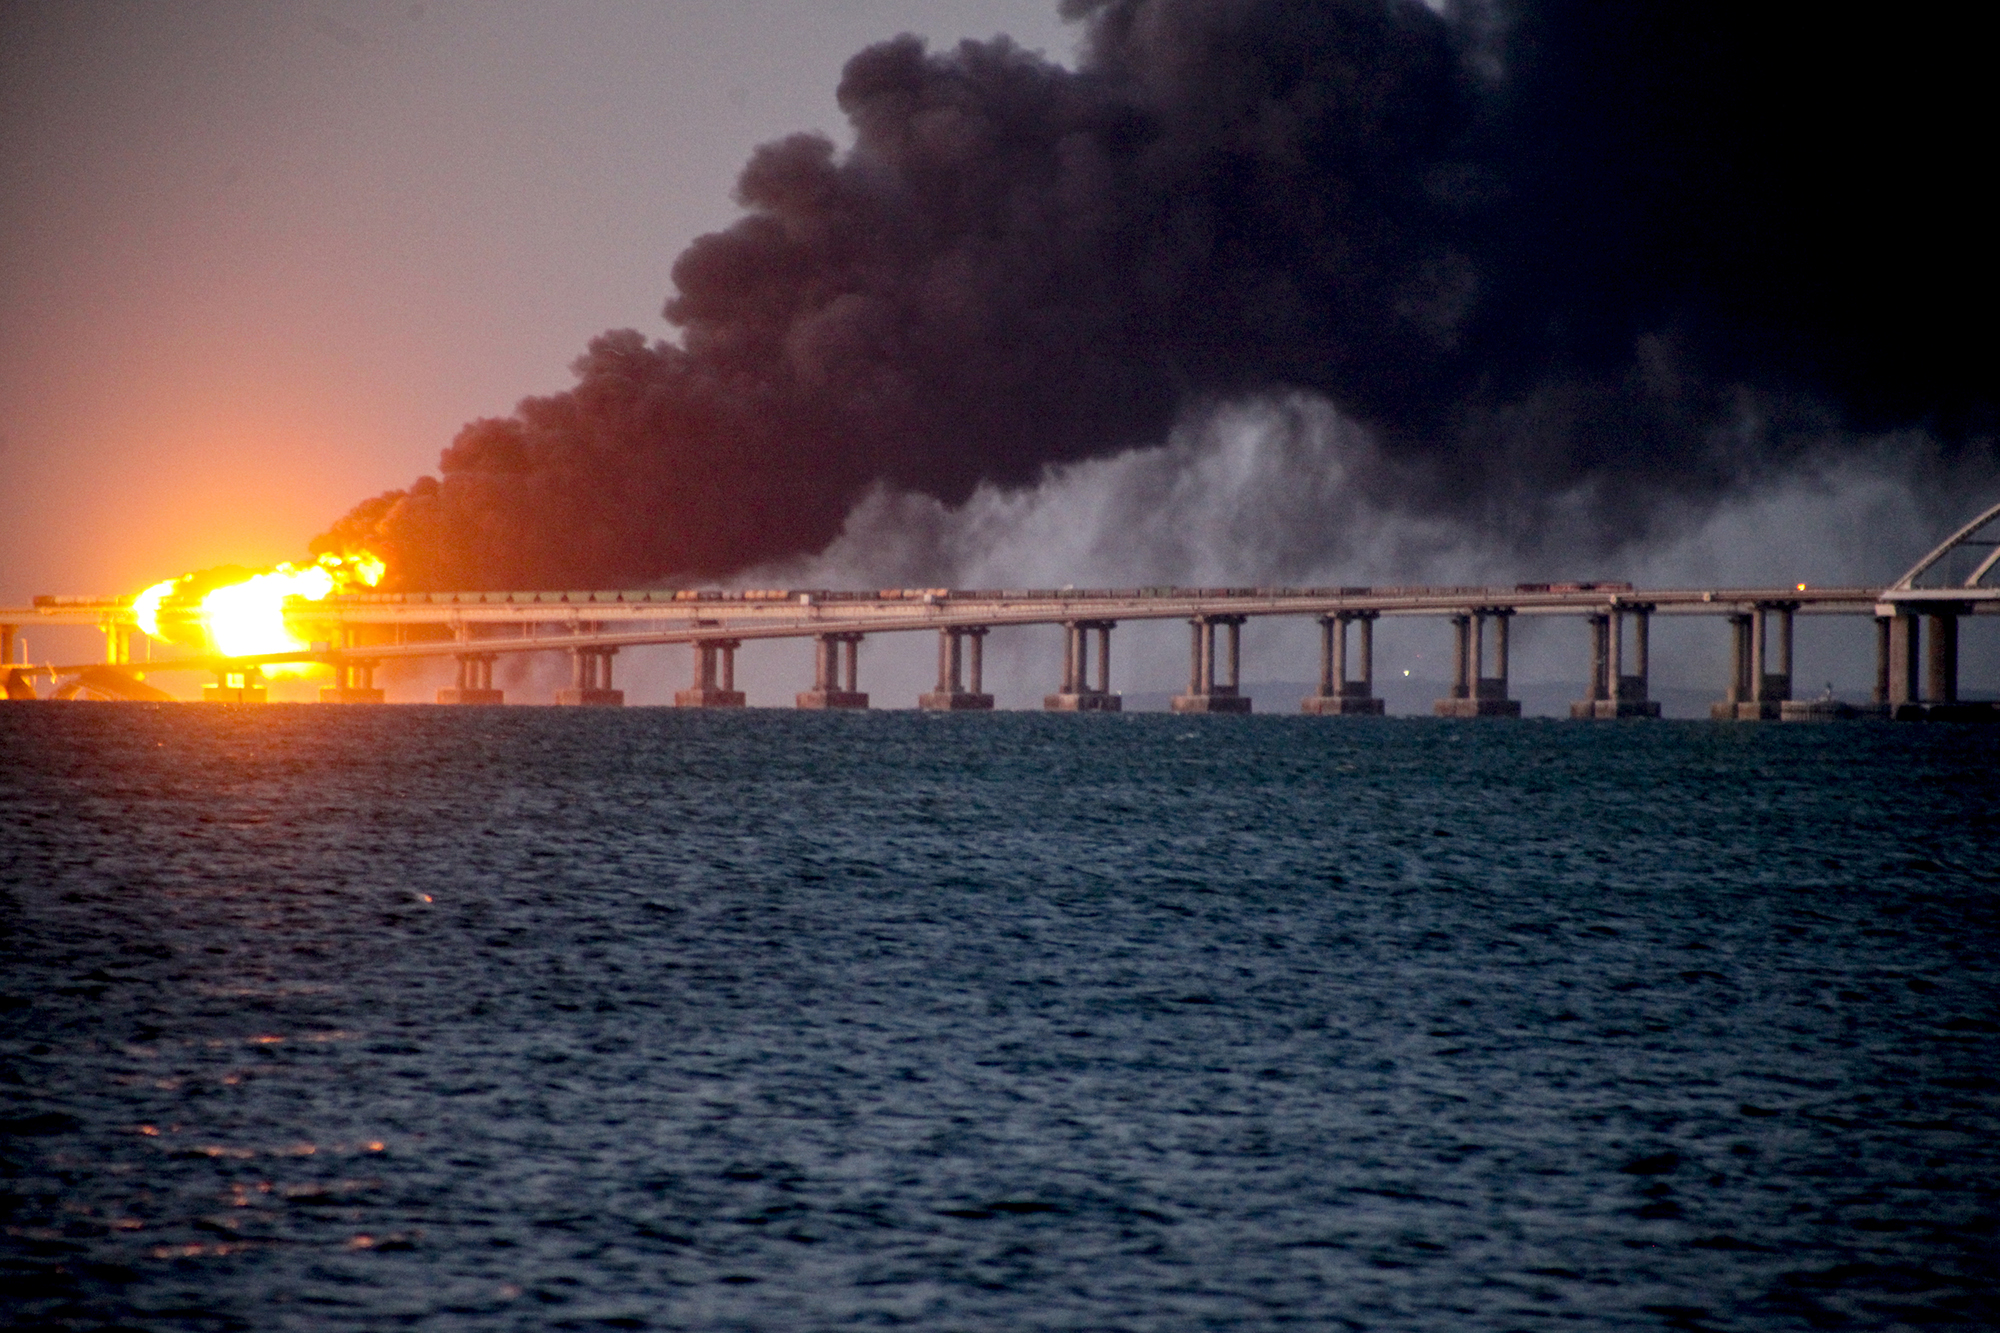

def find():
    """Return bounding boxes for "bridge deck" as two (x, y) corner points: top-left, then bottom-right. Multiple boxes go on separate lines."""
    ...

(4, 583), (1991, 674)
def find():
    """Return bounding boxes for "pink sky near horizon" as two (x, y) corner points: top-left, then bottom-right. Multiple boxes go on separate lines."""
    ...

(0, 1), (1074, 611)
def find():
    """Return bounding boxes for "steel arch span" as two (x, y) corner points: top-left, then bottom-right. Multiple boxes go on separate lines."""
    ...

(1893, 499), (2000, 590)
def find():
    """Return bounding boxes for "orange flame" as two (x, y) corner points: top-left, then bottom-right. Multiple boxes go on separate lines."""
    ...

(131, 552), (384, 673)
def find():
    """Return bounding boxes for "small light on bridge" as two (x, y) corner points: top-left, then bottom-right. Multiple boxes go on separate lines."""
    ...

(1796, 582), (1807, 591)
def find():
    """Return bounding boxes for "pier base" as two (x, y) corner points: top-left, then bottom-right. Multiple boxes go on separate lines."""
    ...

(1437, 697), (1523, 717)
(436, 687), (503, 705)
(670, 686), (738, 708)
(919, 690), (994, 710)
(1302, 694), (1384, 715)
(320, 687), (386, 704)
(1044, 691), (1121, 712)
(559, 687), (625, 706)
(203, 684), (267, 704)
(1575, 699), (1662, 718)
(1172, 692), (1252, 714)
(796, 689), (868, 710)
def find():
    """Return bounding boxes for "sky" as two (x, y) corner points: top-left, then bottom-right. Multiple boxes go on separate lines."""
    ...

(0, 0), (1073, 605)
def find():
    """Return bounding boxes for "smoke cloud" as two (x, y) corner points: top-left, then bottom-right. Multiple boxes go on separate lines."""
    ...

(315, 0), (1995, 589)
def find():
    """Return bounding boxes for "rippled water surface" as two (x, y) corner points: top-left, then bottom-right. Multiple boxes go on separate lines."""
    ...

(4, 705), (1998, 1331)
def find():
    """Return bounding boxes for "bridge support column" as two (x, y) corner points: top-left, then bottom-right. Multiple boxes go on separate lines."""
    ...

(1574, 605), (1659, 718)
(1926, 609), (1959, 706)
(314, 624), (384, 702)
(318, 656), (384, 704)
(1874, 616), (1892, 705)
(674, 639), (740, 707)
(1897, 603), (1982, 719)
(437, 652), (502, 704)
(1727, 602), (1794, 719)
(1711, 614), (1754, 718)
(919, 627), (994, 709)
(557, 645), (624, 706)
(1304, 610), (1384, 714)
(1633, 609), (1649, 703)
(0, 625), (30, 701)
(203, 666), (268, 704)
(1870, 604), (1983, 721)
(1575, 614), (1610, 717)
(1761, 604), (1794, 711)
(1440, 609), (1522, 716)
(1886, 610), (1921, 718)
(800, 632), (869, 709)
(1174, 615), (1250, 713)
(1046, 620), (1121, 711)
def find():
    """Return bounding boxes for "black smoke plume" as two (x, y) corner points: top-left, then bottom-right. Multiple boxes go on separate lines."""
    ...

(316, 0), (1995, 589)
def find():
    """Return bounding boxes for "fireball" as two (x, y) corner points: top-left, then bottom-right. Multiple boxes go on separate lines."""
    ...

(129, 551), (384, 673)
(201, 564), (338, 658)
(132, 579), (177, 638)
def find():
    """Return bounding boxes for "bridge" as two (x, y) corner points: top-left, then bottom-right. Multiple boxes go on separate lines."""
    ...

(5, 500), (1997, 719)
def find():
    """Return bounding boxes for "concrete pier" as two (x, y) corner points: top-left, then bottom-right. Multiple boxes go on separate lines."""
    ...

(799, 632), (868, 709)
(436, 652), (501, 704)
(1576, 605), (1660, 718)
(324, 627), (387, 703)
(920, 626), (994, 710)
(1711, 602), (1790, 719)
(1927, 606), (1960, 705)
(560, 645), (624, 706)
(204, 667), (268, 703)
(1885, 609), (1921, 718)
(1045, 620), (1120, 711)
(1874, 603), (1984, 720)
(1173, 615), (1251, 713)
(546, 642), (618, 706)
(673, 639), (740, 707)
(1303, 611), (1384, 714)
(1876, 615), (1896, 707)
(322, 662), (385, 703)
(1437, 608), (1521, 717)
(1714, 612), (1754, 718)
(0, 625), (28, 700)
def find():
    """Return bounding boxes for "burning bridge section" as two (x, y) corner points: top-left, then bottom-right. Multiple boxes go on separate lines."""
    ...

(3, 502), (1995, 717)
(3, 586), (1995, 722)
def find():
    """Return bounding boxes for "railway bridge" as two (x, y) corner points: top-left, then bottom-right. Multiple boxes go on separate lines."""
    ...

(6, 501), (1997, 719)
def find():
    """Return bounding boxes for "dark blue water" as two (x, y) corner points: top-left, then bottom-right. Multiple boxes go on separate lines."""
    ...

(3, 706), (1997, 1331)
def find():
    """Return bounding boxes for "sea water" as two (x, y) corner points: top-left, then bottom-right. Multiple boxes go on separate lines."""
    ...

(3, 706), (1997, 1331)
